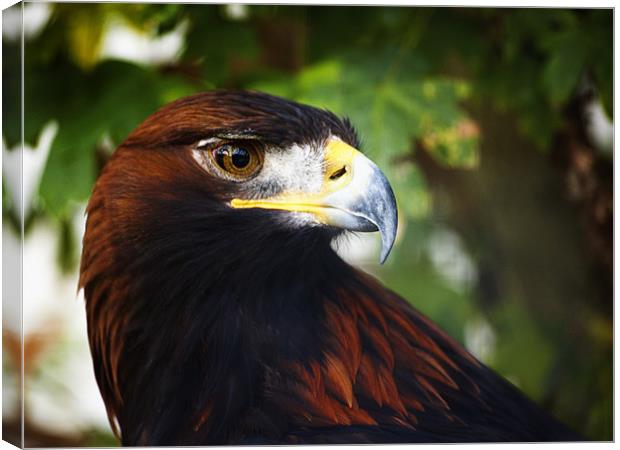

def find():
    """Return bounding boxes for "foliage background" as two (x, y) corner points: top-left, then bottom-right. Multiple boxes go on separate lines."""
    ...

(2, 3), (613, 445)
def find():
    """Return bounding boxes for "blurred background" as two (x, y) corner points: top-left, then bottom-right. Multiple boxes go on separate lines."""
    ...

(2, 3), (613, 446)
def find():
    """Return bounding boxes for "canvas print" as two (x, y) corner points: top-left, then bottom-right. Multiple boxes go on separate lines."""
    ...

(2, 2), (613, 446)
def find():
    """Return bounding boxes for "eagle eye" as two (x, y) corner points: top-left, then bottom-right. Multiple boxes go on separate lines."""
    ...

(202, 141), (263, 181)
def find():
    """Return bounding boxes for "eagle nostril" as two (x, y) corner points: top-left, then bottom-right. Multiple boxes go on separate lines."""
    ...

(330, 166), (347, 181)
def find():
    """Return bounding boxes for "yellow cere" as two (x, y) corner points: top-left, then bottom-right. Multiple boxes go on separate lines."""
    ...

(230, 138), (361, 220)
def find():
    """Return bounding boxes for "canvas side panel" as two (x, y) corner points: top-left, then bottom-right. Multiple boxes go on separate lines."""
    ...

(2, 2), (24, 448)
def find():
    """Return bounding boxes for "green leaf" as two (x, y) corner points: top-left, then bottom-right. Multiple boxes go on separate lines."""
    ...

(36, 60), (197, 217)
(55, 4), (108, 70)
(542, 30), (587, 105)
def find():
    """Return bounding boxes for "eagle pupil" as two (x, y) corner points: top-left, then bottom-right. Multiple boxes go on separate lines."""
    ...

(231, 147), (250, 168)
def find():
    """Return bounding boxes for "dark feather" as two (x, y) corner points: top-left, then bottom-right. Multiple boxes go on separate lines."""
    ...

(79, 90), (581, 445)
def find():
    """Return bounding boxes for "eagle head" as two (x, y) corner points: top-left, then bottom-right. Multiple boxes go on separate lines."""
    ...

(107, 90), (397, 262)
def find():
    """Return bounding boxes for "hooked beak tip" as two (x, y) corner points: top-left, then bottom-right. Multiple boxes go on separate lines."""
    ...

(343, 161), (398, 264)
(375, 183), (398, 265)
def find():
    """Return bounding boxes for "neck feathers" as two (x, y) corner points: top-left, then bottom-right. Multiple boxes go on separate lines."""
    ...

(80, 150), (351, 443)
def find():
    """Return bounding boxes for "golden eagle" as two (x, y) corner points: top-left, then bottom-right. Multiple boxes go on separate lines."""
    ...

(79, 91), (580, 445)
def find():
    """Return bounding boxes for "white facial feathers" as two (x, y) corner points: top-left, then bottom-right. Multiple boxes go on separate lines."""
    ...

(253, 142), (325, 196)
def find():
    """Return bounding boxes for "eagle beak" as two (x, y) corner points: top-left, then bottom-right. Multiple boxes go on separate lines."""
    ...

(231, 138), (398, 264)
